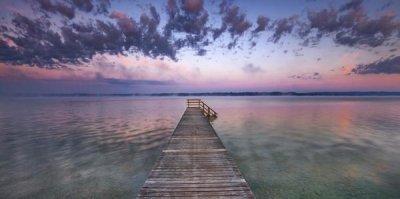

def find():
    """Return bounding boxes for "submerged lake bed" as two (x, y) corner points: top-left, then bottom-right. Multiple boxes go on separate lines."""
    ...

(0, 96), (399, 198)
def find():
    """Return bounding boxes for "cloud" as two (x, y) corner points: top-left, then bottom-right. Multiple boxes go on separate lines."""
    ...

(1, 14), (78, 67)
(1, 0), (399, 69)
(0, 5), (177, 68)
(292, 48), (304, 56)
(95, 73), (175, 85)
(213, 1), (252, 42)
(163, 0), (209, 53)
(242, 64), (264, 74)
(110, 11), (137, 34)
(95, 0), (111, 14)
(336, 13), (399, 47)
(0, 73), (176, 95)
(0, 52), (196, 88)
(105, 79), (174, 86)
(36, 0), (110, 17)
(72, 0), (94, 12)
(253, 15), (270, 34)
(380, 1), (393, 11)
(307, 8), (339, 36)
(183, 0), (204, 13)
(338, 0), (363, 12)
(270, 15), (299, 43)
(108, 8), (178, 60)
(351, 56), (400, 74)
(304, 0), (400, 47)
(164, 0), (208, 36)
(0, 0), (117, 68)
(0, 14), (127, 68)
(37, 0), (75, 19)
(289, 72), (321, 80)
(211, 2), (253, 49)
(224, 6), (252, 37)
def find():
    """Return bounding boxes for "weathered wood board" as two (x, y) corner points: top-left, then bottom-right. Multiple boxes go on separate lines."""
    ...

(137, 107), (255, 198)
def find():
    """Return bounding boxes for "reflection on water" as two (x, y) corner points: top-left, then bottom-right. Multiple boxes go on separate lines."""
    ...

(0, 97), (185, 198)
(0, 96), (399, 198)
(208, 96), (400, 199)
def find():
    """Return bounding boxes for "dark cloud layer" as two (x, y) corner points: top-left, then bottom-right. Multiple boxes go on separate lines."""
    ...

(352, 56), (400, 74)
(0, 0), (399, 70)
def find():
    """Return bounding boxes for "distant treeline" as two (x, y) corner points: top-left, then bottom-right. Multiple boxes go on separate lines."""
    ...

(8, 91), (400, 97)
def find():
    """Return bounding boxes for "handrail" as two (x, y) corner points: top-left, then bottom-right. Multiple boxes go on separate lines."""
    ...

(186, 99), (217, 118)
(187, 99), (201, 108)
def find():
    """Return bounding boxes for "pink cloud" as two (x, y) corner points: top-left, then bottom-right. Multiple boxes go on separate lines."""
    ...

(109, 11), (128, 19)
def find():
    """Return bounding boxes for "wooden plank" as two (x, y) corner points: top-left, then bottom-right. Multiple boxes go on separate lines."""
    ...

(137, 106), (254, 198)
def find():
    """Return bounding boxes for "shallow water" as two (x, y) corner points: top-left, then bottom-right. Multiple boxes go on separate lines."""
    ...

(0, 97), (185, 198)
(209, 96), (400, 199)
(0, 96), (399, 198)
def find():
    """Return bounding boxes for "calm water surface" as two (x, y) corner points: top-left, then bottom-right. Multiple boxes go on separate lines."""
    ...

(0, 96), (399, 198)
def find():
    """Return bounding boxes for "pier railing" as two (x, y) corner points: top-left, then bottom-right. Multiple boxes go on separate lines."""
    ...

(187, 99), (218, 118)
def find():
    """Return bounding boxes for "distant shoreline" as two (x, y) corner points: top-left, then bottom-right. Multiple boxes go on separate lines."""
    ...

(3, 92), (400, 97)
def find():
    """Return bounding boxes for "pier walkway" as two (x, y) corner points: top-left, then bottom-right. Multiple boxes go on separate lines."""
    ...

(137, 99), (255, 198)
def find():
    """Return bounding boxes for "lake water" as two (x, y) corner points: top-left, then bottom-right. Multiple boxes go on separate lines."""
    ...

(0, 96), (399, 198)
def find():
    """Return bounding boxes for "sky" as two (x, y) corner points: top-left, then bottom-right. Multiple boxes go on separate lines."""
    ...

(0, 0), (399, 94)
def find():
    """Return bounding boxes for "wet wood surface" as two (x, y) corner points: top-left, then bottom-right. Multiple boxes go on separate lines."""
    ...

(137, 107), (255, 198)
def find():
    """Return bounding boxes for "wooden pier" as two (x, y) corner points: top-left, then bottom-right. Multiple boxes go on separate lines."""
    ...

(137, 99), (255, 198)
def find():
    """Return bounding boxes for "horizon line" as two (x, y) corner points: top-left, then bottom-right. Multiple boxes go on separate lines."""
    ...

(2, 91), (400, 97)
